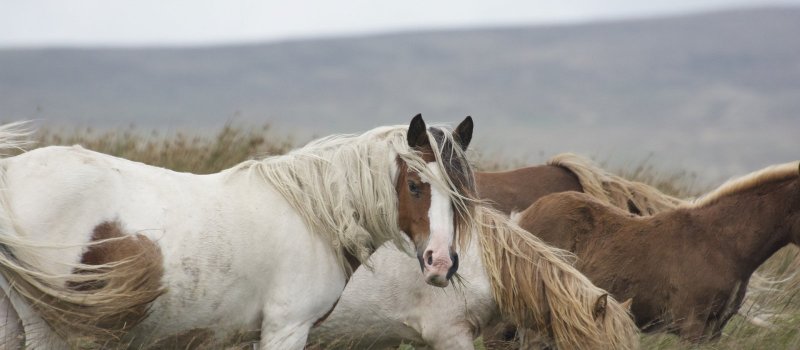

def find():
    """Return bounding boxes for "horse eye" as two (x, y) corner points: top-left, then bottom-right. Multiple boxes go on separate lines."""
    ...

(408, 180), (421, 197)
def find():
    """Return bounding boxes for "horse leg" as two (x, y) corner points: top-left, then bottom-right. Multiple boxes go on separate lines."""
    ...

(258, 292), (340, 350)
(676, 312), (709, 343)
(0, 277), (67, 350)
(259, 321), (313, 350)
(0, 289), (23, 350)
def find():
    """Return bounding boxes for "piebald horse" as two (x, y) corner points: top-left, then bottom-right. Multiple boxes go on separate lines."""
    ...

(308, 154), (658, 349)
(0, 115), (477, 349)
(514, 161), (800, 341)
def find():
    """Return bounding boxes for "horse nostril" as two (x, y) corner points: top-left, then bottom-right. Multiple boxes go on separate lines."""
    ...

(446, 252), (459, 280)
(423, 249), (434, 267)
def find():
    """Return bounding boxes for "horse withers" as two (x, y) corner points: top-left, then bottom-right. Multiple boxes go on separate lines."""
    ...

(0, 115), (477, 349)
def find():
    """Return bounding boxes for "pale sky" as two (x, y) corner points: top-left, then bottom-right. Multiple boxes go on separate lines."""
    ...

(2, 0), (799, 47)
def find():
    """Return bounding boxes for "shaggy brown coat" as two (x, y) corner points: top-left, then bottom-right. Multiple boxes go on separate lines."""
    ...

(514, 162), (800, 341)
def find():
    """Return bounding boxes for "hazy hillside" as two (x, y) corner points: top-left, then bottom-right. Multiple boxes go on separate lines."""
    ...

(1, 6), (798, 181)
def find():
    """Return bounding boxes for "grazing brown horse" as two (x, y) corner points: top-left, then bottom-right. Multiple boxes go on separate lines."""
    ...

(513, 161), (800, 341)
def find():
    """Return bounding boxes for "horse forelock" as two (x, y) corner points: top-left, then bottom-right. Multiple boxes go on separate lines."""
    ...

(473, 206), (639, 349)
(425, 126), (478, 251)
(688, 161), (800, 208)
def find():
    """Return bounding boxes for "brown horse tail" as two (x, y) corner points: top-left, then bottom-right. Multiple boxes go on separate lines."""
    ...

(475, 206), (640, 349)
(547, 153), (687, 215)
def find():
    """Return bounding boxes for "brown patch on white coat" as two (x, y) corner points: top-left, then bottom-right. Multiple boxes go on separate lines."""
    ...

(11, 220), (166, 347)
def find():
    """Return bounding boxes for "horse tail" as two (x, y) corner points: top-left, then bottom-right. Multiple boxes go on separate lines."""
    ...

(547, 153), (687, 215)
(0, 123), (165, 347)
(475, 206), (640, 349)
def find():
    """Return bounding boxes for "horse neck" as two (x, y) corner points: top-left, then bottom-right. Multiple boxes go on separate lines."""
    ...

(690, 177), (799, 274)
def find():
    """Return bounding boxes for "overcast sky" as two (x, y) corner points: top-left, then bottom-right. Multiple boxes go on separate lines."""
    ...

(2, 0), (799, 47)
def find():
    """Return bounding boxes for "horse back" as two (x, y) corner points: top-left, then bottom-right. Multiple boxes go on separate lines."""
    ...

(1, 145), (348, 344)
(476, 165), (582, 214)
(1, 146), (204, 274)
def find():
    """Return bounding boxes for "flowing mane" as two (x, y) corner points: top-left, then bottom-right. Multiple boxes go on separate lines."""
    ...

(474, 205), (638, 349)
(236, 124), (476, 272)
(686, 161), (800, 208)
(548, 152), (685, 215)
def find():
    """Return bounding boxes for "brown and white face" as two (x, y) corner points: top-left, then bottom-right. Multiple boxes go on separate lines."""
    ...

(396, 114), (473, 287)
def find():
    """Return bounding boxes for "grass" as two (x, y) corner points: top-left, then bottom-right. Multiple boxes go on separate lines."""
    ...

(31, 123), (295, 174)
(17, 124), (800, 349)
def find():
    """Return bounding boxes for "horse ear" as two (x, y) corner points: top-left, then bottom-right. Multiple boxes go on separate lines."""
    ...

(407, 114), (430, 149)
(621, 298), (633, 311)
(593, 293), (608, 321)
(453, 116), (473, 151)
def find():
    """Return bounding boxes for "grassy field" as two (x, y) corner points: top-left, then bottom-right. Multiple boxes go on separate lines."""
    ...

(22, 125), (800, 349)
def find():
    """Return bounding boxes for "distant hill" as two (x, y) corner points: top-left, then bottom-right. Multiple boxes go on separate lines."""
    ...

(1, 6), (799, 181)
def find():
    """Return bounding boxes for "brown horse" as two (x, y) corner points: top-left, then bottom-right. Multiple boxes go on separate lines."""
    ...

(475, 153), (685, 345)
(513, 161), (800, 341)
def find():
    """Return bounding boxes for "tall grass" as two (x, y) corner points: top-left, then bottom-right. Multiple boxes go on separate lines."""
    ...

(32, 123), (295, 173)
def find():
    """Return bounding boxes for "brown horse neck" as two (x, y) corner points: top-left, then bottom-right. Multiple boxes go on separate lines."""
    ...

(686, 177), (799, 273)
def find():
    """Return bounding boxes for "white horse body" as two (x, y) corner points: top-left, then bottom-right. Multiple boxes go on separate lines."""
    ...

(309, 237), (496, 349)
(0, 117), (479, 349)
(3, 145), (346, 348)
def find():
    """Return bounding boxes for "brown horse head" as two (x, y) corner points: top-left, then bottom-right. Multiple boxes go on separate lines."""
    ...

(396, 114), (474, 287)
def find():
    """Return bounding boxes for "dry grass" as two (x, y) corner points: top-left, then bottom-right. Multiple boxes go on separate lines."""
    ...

(32, 123), (295, 173)
(16, 125), (800, 349)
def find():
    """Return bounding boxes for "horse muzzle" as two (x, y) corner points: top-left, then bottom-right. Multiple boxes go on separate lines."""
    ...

(418, 250), (459, 287)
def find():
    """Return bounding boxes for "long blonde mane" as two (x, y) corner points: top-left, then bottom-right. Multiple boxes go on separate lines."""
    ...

(686, 161), (799, 208)
(230, 124), (476, 273)
(474, 206), (639, 349)
(548, 153), (685, 215)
